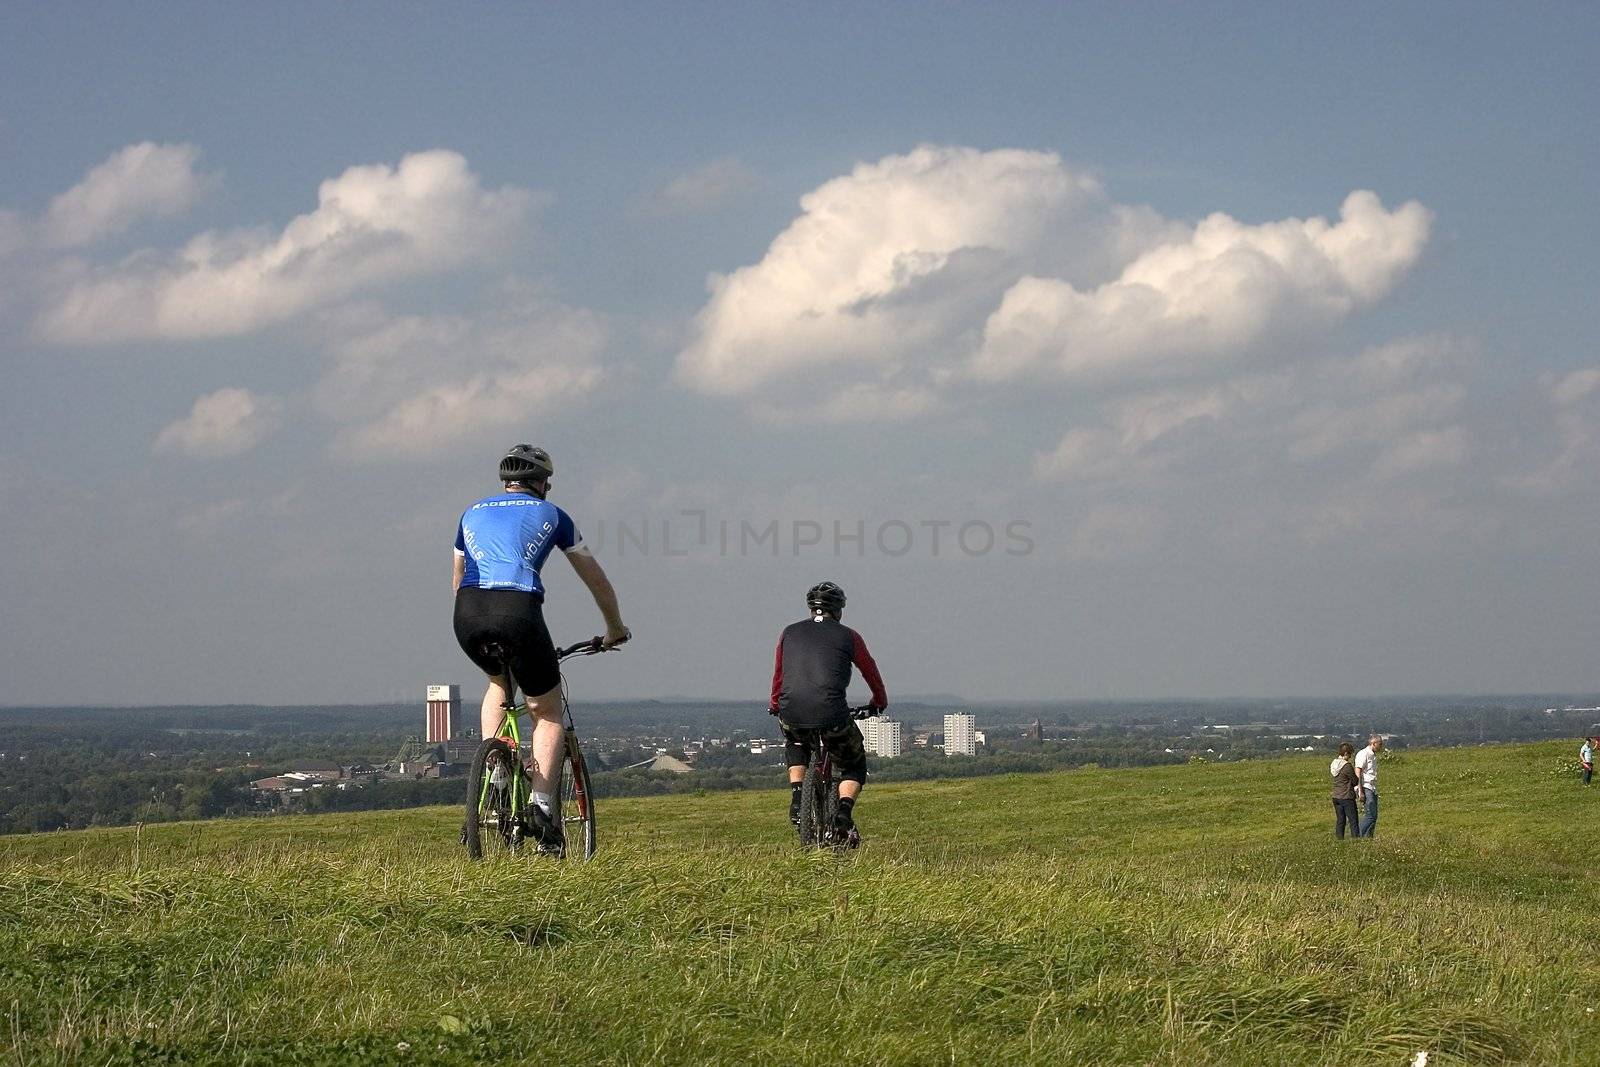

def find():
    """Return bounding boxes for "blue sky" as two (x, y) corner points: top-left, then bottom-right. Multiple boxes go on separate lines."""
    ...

(1, 4), (1597, 704)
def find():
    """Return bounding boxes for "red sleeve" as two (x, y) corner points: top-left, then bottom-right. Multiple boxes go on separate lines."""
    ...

(848, 628), (888, 709)
(769, 636), (784, 711)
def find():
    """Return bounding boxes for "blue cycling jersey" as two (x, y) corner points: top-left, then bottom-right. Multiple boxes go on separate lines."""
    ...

(454, 493), (581, 596)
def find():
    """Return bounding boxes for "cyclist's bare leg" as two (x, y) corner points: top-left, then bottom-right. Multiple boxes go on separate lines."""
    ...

(523, 682), (566, 797)
(479, 674), (516, 739)
(839, 780), (861, 801)
(788, 765), (805, 785)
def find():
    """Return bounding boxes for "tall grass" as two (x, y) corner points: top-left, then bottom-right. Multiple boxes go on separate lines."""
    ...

(2, 741), (1598, 1064)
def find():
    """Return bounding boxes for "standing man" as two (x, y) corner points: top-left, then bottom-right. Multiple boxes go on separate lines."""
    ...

(1581, 737), (1594, 787)
(769, 581), (888, 844)
(453, 444), (630, 848)
(1353, 734), (1384, 838)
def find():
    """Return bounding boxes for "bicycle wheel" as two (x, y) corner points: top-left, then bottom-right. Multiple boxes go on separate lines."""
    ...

(797, 760), (827, 847)
(464, 738), (526, 860)
(553, 729), (597, 861)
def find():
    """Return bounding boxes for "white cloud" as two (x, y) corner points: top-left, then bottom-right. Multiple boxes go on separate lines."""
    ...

(1032, 377), (1285, 484)
(35, 150), (534, 345)
(1511, 365), (1600, 494)
(1287, 383), (1465, 464)
(173, 488), (303, 540)
(153, 387), (283, 458)
(42, 142), (217, 248)
(676, 145), (1429, 419)
(644, 157), (760, 216)
(1549, 366), (1600, 407)
(1033, 336), (1470, 488)
(315, 287), (607, 459)
(751, 382), (941, 426)
(337, 363), (604, 458)
(677, 146), (1140, 398)
(973, 191), (1432, 383)
(1369, 426), (1469, 480)
(172, 497), (252, 535)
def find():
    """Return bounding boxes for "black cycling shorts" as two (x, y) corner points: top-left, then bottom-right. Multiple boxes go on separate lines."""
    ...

(453, 587), (561, 697)
(780, 720), (868, 785)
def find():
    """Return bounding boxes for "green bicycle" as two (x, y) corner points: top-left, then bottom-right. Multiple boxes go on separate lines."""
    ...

(462, 637), (614, 861)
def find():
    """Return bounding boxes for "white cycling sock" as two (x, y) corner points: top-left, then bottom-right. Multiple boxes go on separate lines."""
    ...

(532, 792), (554, 815)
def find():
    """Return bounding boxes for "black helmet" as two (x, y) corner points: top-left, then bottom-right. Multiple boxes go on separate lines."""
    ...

(806, 581), (846, 616)
(499, 444), (553, 483)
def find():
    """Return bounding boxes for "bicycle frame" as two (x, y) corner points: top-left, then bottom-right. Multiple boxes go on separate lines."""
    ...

(476, 702), (531, 827)
(469, 637), (609, 857)
(790, 705), (876, 849)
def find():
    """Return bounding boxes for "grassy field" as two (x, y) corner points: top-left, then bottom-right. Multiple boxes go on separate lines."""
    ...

(3, 740), (1598, 1065)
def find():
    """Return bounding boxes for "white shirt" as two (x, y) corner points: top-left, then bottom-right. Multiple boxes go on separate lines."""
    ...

(1582, 742), (1593, 765)
(1353, 745), (1378, 790)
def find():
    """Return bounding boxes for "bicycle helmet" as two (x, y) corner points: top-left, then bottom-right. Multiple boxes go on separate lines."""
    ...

(806, 581), (847, 617)
(499, 444), (553, 483)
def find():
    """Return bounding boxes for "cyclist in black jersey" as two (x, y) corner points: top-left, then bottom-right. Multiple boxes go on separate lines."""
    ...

(768, 581), (888, 840)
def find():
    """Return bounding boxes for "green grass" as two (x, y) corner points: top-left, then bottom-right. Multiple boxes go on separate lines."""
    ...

(3, 741), (1599, 1064)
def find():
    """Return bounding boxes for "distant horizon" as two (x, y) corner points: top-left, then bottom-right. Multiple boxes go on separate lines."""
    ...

(6, 688), (1599, 713)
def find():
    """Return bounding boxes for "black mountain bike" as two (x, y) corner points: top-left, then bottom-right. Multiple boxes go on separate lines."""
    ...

(462, 637), (617, 861)
(792, 705), (879, 850)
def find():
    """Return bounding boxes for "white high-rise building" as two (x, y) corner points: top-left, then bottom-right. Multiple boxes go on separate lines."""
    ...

(859, 718), (908, 758)
(943, 713), (976, 756)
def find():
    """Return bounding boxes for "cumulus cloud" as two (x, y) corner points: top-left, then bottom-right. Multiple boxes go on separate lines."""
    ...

(643, 157), (760, 216)
(677, 146), (1136, 394)
(173, 489), (303, 540)
(1033, 336), (1471, 488)
(153, 387), (283, 458)
(314, 287), (606, 459)
(42, 142), (217, 248)
(974, 191), (1432, 383)
(1511, 365), (1600, 494)
(1368, 426), (1469, 480)
(751, 382), (941, 426)
(36, 150), (534, 345)
(676, 145), (1430, 419)
(1549, 366), (1600, 408)
(1032, 376), (1284, 485)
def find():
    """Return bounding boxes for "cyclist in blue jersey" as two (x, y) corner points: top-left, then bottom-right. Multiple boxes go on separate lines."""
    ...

(453, 444), (629, 846)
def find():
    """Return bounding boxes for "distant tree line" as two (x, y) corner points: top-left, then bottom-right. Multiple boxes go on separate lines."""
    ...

(3, 697), (1597, 834)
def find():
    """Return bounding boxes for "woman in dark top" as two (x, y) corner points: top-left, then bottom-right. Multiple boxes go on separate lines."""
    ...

(1330, 742), (1360, 839)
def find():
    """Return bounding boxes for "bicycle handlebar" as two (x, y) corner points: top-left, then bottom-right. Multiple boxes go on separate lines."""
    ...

(556, 635), (628, 661)
(767, 703), (884, 719)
